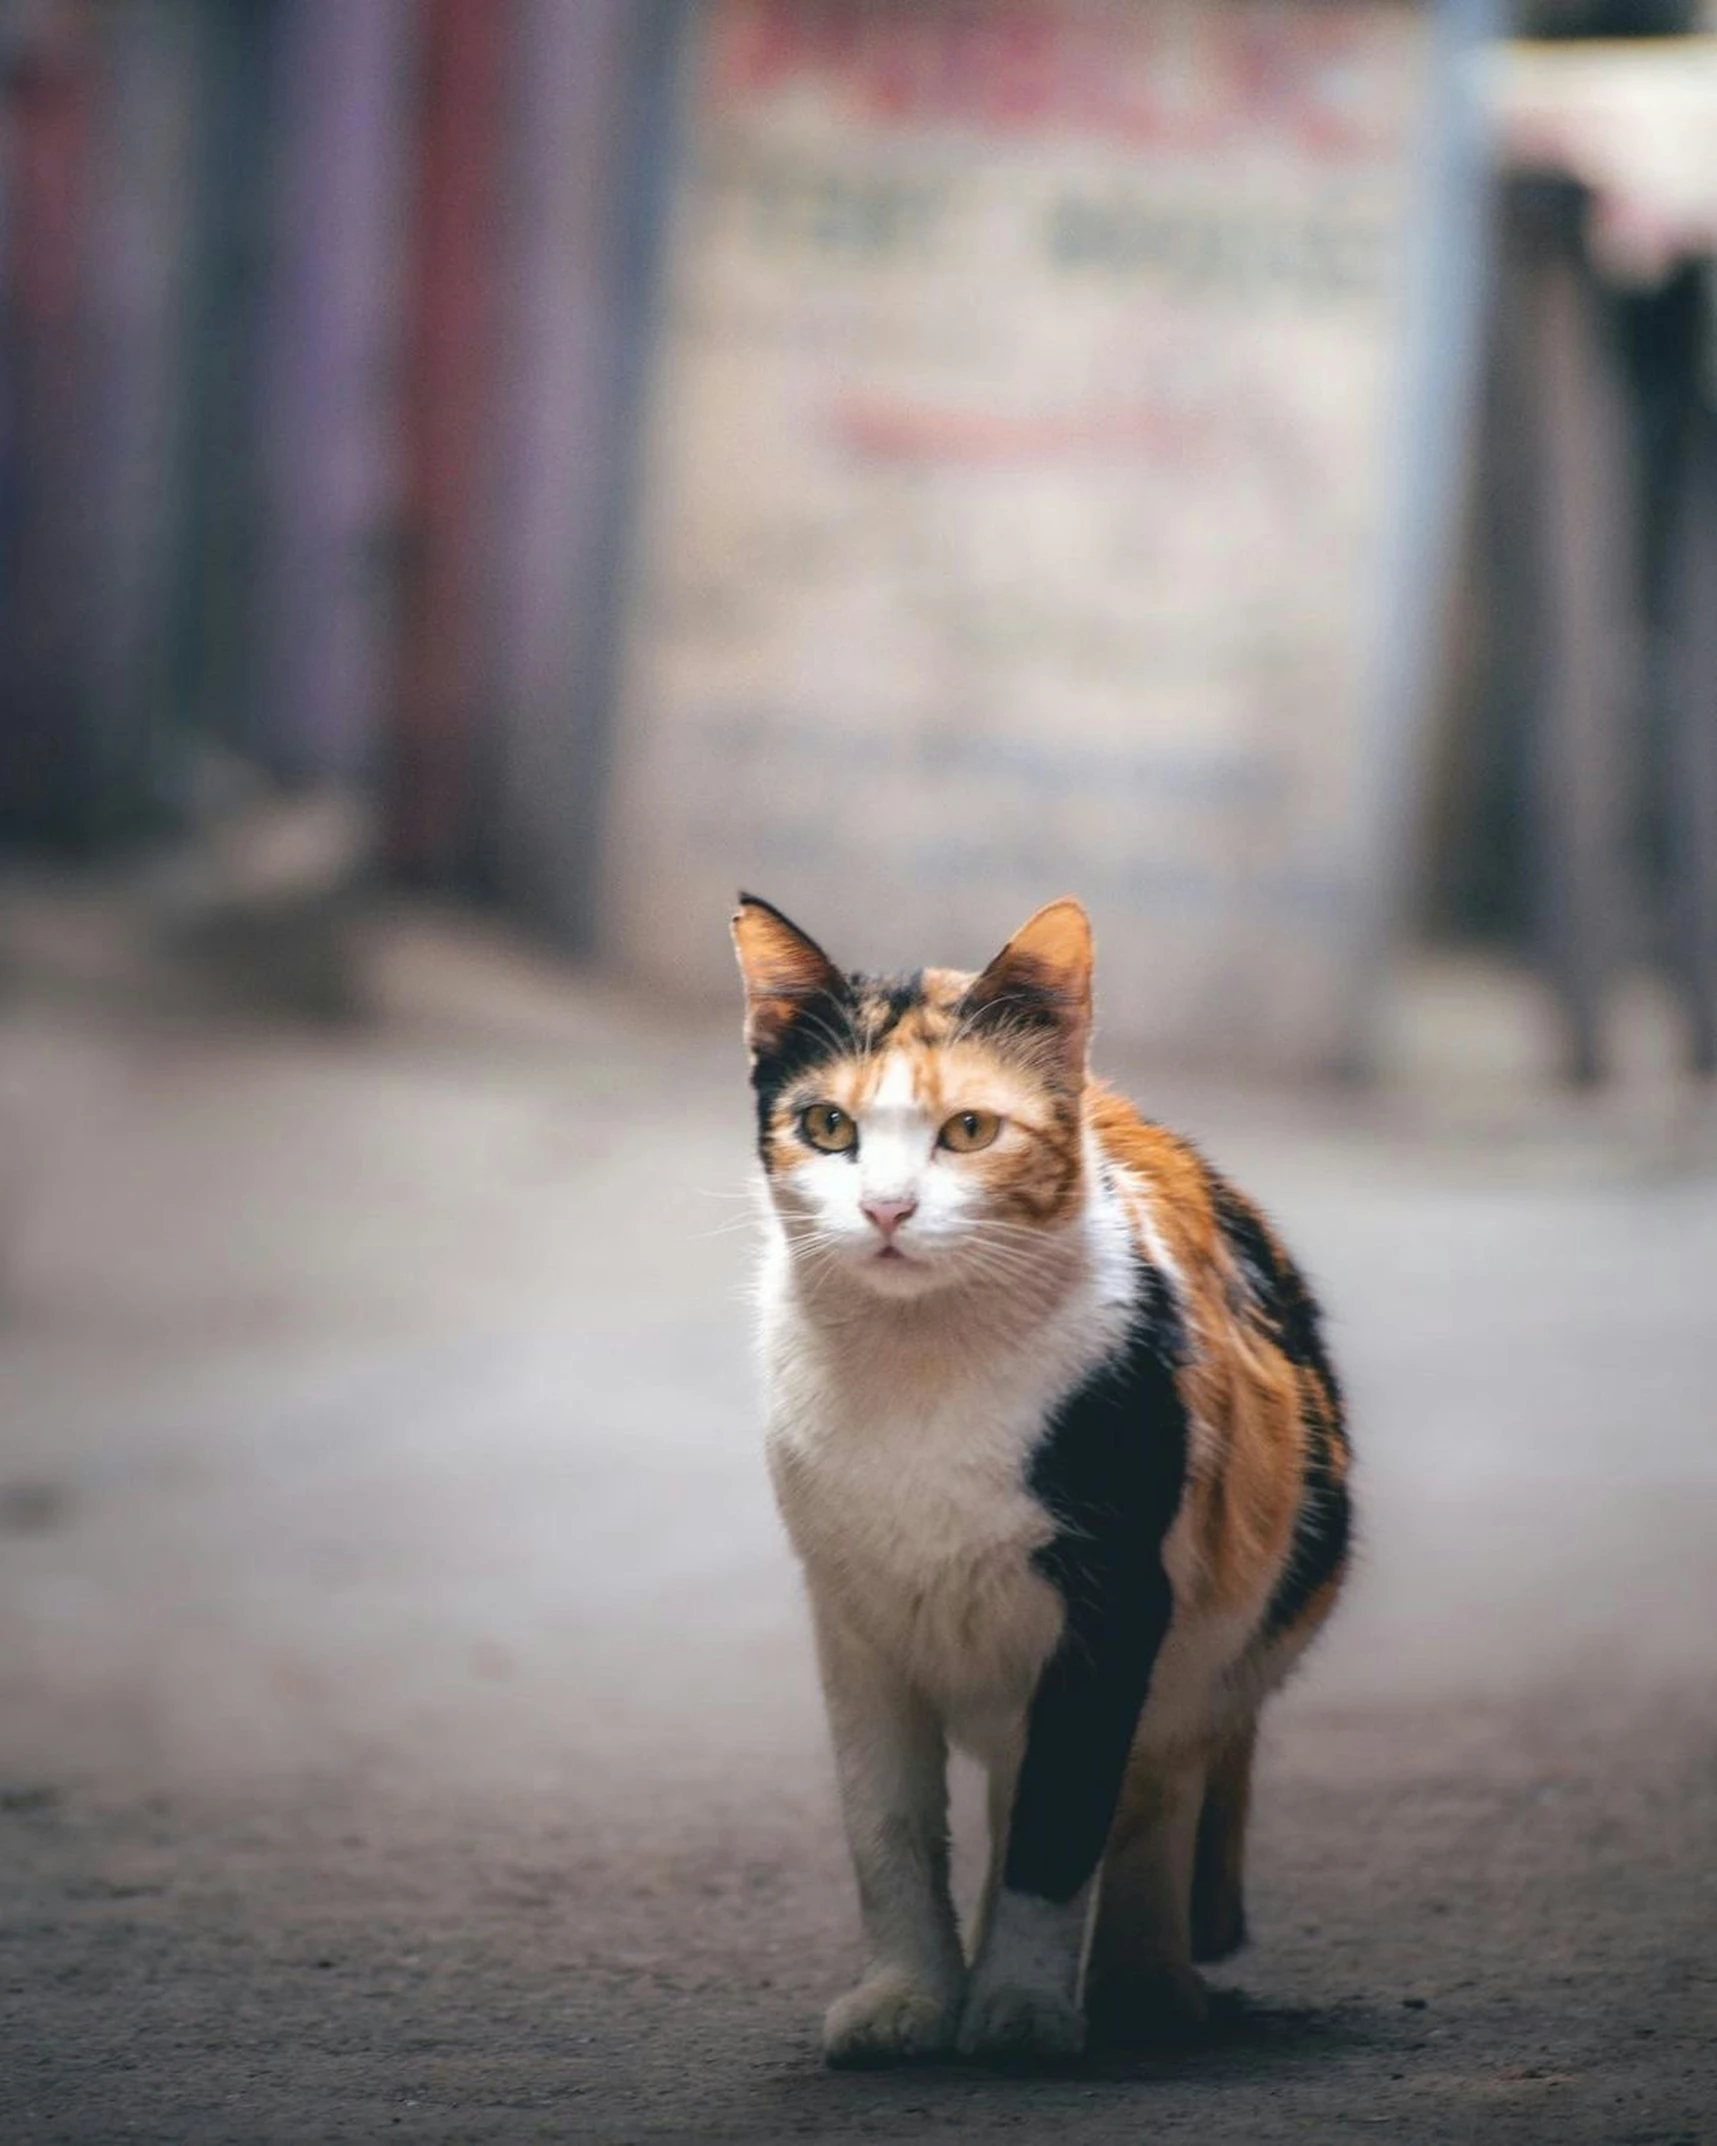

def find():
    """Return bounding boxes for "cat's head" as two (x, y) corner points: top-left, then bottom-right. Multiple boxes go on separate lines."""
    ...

(731, 895), (1093, 1299)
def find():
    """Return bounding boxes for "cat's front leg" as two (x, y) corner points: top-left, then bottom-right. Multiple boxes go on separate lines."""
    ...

(958, 1758), (1092, 2062)
(813, 1604), (965, 2067)
(958, 1877), (1094, 2062)
(959, 1565), (1173, 2062)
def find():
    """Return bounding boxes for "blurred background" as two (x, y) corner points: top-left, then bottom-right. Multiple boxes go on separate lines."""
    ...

(1, 3), (1715, 2141)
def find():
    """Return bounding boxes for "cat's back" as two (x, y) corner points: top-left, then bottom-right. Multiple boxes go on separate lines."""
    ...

(1088, 1081), (1352, 1686)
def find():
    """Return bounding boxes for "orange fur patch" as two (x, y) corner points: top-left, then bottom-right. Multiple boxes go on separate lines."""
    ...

(1090, 1083), (1339, 1623)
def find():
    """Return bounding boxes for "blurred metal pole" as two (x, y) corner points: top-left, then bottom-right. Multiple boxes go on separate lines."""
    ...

(1508, 180), (1639, 1084)
(390, 0), (511, 881)
(1337, 0), (1499, 1077)
(1661, 388), (1717, 1073)
(79, 0), (203, 836)
(485, 0), (690, 949)
(0, 0), (95, 841)
(163, 0), (279, 789)
(251, 0), (413, 789)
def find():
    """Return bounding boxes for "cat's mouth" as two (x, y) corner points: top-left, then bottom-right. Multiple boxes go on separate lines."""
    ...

(873, 1243), (914, 1264)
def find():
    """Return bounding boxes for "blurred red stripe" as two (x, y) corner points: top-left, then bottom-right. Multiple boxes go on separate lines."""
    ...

(391, 0), (513, 878)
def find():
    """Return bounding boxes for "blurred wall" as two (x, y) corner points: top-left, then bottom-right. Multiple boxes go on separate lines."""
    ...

(0, 0), (676, 949)
(28, 2), (1692, 1074)
(600, 0), (1483, 1068)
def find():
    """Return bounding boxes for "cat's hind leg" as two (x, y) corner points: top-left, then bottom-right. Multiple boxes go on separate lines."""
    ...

(1084, 1758), (1209, 2047)
(1190, 1716), (1256, 1963)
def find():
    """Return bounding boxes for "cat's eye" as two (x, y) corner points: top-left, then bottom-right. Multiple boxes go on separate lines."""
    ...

(799, 1102), (857, 1154)
(939, 1108), (1001, 1154)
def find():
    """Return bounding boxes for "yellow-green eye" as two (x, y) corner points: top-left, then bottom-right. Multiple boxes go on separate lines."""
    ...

(799, 1102), (857, 1154)
(939, 1108), (1001, 1154)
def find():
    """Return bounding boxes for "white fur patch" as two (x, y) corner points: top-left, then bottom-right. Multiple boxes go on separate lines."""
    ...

(958, 1888), (1091, 2058)
(972, 1886), (1091, 2003)
(761, 1156), (1136, 1744)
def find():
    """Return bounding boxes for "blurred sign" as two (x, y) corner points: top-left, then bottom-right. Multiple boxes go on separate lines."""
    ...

(603, 0), (1459, 1067)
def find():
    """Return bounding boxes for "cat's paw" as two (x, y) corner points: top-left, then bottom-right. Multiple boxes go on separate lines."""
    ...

(956, 1980), (1086, 2064)
(823, 1968), (959, 2068)
(1085, 1959), (1210, 2049)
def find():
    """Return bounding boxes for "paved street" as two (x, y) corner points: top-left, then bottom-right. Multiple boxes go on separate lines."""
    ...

(1, 908), (1714, 2143)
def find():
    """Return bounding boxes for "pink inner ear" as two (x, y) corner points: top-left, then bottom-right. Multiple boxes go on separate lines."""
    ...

(968, 950), (1090, 1029)
(961, 911), (1092, 1083)
(983, 900), (1093, 1012)
(732, 899), (843, 1012)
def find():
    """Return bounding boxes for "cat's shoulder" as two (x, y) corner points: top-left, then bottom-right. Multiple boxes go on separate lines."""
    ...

(1087, 1083), (1299, 1288)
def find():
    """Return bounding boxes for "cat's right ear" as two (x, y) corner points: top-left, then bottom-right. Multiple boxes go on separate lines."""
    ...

(731, 894), (845, 1059)
(963, 897), (1093, 1079)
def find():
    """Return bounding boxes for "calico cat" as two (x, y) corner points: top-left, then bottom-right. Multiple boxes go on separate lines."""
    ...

(731, 893), (1349, 2064)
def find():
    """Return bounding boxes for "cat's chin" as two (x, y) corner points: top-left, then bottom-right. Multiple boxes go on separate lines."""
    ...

(846, 1247), (954, 1301)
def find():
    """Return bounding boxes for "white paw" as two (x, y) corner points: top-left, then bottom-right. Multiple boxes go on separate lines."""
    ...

(956, 1979), (1086, 2063)
(823, 1968), (959, 2068)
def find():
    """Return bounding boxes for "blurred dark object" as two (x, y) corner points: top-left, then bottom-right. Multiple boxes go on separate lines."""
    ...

(0, 1), (98, 841)
(1515, 0), (1695, 32)
(1431, 26), (1717, 1079)
(390, 0), (511, 885)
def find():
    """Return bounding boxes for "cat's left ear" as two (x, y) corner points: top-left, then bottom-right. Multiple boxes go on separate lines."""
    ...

(965, 897), (1093, 1077)
(731, 894), (846, 1059)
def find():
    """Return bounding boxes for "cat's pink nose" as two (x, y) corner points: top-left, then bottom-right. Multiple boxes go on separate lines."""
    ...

(862, 1194), (917, 1239)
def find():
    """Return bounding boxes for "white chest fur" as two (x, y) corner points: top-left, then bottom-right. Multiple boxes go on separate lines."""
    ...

(756, 1187), (1136, 1751)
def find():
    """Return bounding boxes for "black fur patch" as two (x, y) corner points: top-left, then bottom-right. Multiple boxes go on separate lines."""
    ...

(955, 956), (1074, 1053)
(749, 983), (859, 1167)
(1260, 1398), (1350, 1641)
(749, 970), (929, 1167)
(1205, 1173), (1342, 1406)
(1205, 1169), (1352, 1643)
(1129, 1232), (1190, 1371)
(852, 971), (926, 1049)
(1004, 1266), (1190, 1905)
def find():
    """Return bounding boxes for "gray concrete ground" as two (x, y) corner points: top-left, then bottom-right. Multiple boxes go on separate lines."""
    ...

(1, 900), (1714, 2144)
